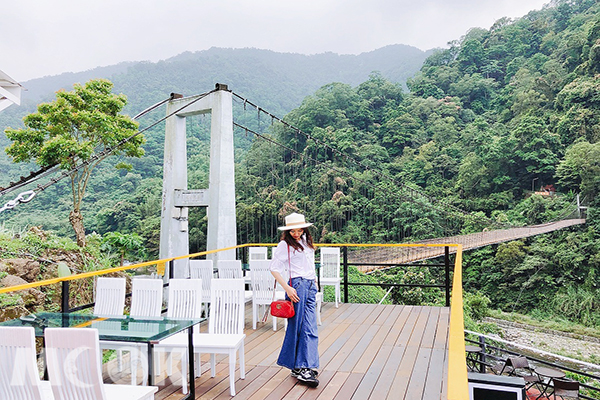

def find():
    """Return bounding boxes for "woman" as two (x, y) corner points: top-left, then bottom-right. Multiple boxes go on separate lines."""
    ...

(270, 212), (320, 387)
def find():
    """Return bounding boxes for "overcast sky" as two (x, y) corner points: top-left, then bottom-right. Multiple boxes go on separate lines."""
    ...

(2, 0), (550, 82)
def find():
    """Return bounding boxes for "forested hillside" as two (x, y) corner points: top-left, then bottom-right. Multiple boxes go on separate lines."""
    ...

(1, 0), (598, 326)
(230, 0), (600, 326)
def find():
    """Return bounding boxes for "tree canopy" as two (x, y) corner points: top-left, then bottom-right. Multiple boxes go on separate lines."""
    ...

(4, 79), (143, 246)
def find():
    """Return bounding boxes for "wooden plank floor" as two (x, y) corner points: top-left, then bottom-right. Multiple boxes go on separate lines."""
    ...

(104, 302), (450, 400)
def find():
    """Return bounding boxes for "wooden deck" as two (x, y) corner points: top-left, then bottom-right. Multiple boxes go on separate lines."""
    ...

(105, 302), (450, 400)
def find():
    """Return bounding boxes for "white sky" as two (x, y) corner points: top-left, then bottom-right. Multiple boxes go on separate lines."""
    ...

(2, 0), (550, 82)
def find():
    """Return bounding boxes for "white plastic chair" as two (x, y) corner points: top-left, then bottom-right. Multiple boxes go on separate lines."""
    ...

(216, 260), (243, 279)
(193, 278), (246, 396)
(0, 326), (53, 400)
(217, 260), (252, 302)
(99, 277), (163, 385)
(319, 247), (342, 308)
(44, 328), (157, 400)
(249, 260), (286, 331)
(94, 277), (127, 374)
(189, 259), (213, 317)
(153, 278), (203, 394)
(153, 279), (246, 396)
(93, 277), (126, 317)
(248, 247), (268, 261)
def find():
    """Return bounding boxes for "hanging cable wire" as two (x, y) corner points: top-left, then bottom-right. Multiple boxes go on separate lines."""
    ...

(0, 90), (215, 213)
(231, 91), (509, 230)
(232, 122), (417, 205)
(0, 94), (177, 197)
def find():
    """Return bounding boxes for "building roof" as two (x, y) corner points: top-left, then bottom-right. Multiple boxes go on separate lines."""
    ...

(0, 69), (23, 112)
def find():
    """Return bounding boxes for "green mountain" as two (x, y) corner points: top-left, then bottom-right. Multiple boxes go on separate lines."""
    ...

(0, 44), (431, 244)
(18, 45), (431, 113)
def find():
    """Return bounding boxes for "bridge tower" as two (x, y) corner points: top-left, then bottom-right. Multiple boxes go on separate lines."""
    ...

(159, 84), (237, 278)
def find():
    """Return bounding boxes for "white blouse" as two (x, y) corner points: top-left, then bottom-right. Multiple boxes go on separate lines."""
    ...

(269, 238), (316, 281)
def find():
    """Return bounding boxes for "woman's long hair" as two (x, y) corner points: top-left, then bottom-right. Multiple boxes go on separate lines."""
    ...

(281, 228), (315, 252)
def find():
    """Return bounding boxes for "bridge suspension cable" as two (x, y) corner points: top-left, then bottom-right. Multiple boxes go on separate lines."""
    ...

(231, 91), (509, 231)
(0, 90), (215, 214)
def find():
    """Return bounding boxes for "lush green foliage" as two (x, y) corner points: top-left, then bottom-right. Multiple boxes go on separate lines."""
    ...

(4, 79), (143, 246)
(463, 208), (600, 328)
(101, 232), (147, 265)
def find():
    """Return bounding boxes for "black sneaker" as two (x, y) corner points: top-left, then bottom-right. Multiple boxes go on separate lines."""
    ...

(295, 368), (319, 387)
(291, 368), (318, 378)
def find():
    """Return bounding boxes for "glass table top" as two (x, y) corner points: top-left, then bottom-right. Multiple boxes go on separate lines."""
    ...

(0, 312), (203, 343)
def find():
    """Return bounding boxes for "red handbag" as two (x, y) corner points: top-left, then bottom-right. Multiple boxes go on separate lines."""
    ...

(269, 245), (295, 319)
(270, 299), (295, 318)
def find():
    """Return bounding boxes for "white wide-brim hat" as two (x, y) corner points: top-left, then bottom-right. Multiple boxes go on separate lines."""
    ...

(278, 212), (313, 230)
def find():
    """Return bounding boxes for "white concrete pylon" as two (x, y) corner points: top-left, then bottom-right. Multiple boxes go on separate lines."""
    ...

(159, 86), (237, 278)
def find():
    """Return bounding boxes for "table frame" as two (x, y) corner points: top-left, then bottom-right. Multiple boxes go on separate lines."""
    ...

(534, 366), (566, 399)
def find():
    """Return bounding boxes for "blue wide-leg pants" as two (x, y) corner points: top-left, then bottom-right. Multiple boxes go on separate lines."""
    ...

(277, 277), (319, 370)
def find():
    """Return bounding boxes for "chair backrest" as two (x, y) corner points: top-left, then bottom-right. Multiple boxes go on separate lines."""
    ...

(167, 279), (203, 320)
(189, 260), (214, 304)
(0, 326), (45, 400)
(130, 277), (164, 318)
(93, 277), (126, 317)
(319, 247), (341, 279)
(553, 378), (580, 397)
(249, 247), (268, 261)
(249, 260), (276, 304)
(217, 260), (243, 279)
(45, 327), (106, 400)
(506, 356), (530, 370)
(208, 278), (245, 335)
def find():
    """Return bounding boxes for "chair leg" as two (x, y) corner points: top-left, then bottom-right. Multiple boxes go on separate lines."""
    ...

(335, 283), (340, 308)
(141, 348), (148, 386)
(129, 346), (148, 386)
(317, 303), (322, 325)
(239, 343), (245, 379)
(167, 351), (173, 375)
(273, 316), (277, 331)
(181, 349), (188, 395)
(155, 351), (161, 376)
(195, 352), (202, 377)
(229, 350), (237, 396)
(252, 303), (257, 330)
(211, 354), (217, 377)
(130, 348), (137, 386)
(117, 349), (123, 371)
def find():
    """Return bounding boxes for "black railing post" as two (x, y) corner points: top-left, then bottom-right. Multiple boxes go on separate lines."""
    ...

(168, 259), (174, 280)
(445, 246), (450, 307)
(343, 246), (348, 303)
(61, 280), (70, 313)
(478, 335), (487, 373)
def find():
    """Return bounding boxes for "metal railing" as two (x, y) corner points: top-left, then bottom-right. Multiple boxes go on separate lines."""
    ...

(340, 245), (452, 306)
(465, 330), (600, 400)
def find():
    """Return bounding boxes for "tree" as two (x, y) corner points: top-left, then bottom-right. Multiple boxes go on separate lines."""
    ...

(555, 140), (600, 199)
(101, 232), (147, 265)
(4, 79), (143, 247)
